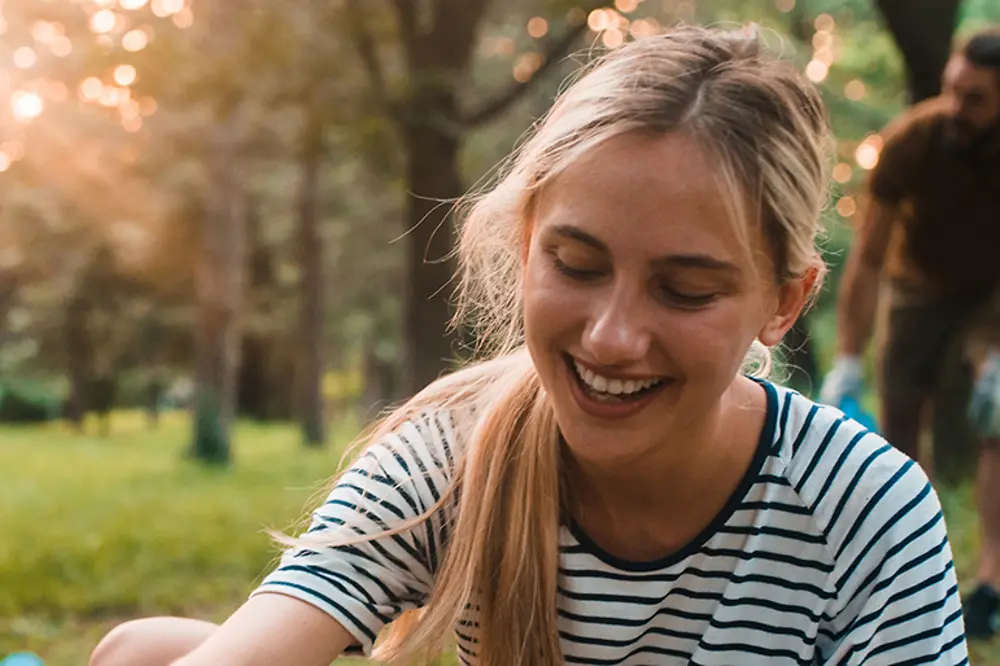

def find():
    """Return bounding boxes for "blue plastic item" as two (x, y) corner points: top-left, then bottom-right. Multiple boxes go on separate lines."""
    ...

(0, 653), (44, 666)
(838, 395), (879, 433)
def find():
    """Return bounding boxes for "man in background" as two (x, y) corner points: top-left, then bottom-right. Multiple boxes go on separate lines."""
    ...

(821, 29), (1000, 639)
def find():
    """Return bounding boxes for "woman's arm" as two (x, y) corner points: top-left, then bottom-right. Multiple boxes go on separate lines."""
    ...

(169, 594), (355, 666)
(90, 595), (354, 666)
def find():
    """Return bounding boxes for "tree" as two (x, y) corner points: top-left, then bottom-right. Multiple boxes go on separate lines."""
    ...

(875, 0), (962, 103)
(187, 0), (250, 464)
(295, 107), (328, 446)
(347, 0), (609, 395)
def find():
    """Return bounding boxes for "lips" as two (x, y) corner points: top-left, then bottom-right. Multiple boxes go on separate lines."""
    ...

(564, 354), (671, 420)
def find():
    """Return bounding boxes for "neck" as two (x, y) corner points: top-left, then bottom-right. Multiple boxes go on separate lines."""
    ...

(565, 377), (768, 525)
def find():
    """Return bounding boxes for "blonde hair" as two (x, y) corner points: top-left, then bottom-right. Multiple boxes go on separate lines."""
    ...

(288, 24), (832, 666)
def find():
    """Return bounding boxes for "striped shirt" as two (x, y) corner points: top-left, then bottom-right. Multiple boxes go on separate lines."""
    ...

(252, 380), (968, 664)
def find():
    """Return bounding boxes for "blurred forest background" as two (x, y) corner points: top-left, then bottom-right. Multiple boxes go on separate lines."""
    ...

(0, 0), (998, 663)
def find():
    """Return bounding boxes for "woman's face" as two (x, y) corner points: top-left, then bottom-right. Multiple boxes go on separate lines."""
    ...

(522, 130), (809, 465)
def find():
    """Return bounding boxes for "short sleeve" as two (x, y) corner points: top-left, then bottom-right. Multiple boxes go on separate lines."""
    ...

(251, 412), (460, 656)
(867, 109), (930, 205)
(819, 454), (968, 664)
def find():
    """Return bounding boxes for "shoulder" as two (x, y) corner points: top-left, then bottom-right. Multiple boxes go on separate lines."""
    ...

(346, 409), (466, 516)
(771, 386), (938, 570)
(880, 97), (948, 152)
(775, 386), (920, 514)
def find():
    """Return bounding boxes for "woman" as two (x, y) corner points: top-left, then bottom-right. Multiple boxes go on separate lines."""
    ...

(91, 25), (967, 665)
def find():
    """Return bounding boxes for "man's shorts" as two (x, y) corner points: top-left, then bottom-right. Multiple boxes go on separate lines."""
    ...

(877, 283), (997, 405)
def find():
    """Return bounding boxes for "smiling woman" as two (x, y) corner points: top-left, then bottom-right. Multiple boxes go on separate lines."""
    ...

(90, 24), (968, 666)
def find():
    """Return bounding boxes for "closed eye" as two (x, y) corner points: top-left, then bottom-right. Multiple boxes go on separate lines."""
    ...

(554, 256), (604, 280)
(657, 281), (721, 308)
(663, 289), (718, 306)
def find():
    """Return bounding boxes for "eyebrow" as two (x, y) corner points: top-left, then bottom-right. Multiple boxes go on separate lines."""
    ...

(550, 224), (740, 272)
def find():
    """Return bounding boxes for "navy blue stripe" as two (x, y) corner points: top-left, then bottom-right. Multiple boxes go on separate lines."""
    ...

(754, 473), (793, 486)
(791, 403), (820, 455)
(832, 536), (949, 641)
(716, 524), (828, 544)
(825, 444), (896, 543)
(350, 464), (420, 516)
(841, 584), (959, 659)
(276, 563), (381, 607)
(845, 514), (944, 610)
(697, 639), (810, 662)
(564, 644), (693, 664)
(858, 608), (963, 662)
(773, 391), (794, 454)
(331, 484), (407, 521)
(811, 430), (870, 511)
(397, 433), (444, 506)
(836, 480), (932, 590)
(795, 416), (846, 493)
(698, 546), (834, 572)
(559, 623), (701, 647)
(259, 580), (380, 642)
(737, 500), (812, 515)
(314, 503), (428, 571)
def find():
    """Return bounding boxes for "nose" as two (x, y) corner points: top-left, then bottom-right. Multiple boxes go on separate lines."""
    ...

(582, 288), (652, 366)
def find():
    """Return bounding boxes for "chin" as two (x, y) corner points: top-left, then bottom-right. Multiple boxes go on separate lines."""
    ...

(556, 417), (657, 467)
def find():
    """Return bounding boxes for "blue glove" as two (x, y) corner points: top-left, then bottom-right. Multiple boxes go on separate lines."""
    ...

(969, 350), (1000, 437)
(819, 355), (864, 407)
(838, 394), (879, 432)
(0, 653), (44, 666)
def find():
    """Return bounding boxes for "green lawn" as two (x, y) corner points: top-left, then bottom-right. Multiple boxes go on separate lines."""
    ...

(0, 411), (997, 664)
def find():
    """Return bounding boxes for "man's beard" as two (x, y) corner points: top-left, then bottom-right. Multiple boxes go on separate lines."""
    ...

(943, 117), (1000, 160)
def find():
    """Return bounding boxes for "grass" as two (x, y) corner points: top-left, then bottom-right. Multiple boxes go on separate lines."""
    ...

(0, 410), (368, 664)
(0, 411), (997, 664)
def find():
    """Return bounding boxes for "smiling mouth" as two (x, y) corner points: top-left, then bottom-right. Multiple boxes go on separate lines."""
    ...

(565, 355), (669, 404)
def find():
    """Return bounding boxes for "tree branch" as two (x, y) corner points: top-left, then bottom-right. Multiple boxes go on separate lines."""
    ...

(389, 0), (420, 58)
(461, 6), (603, 127)
(345, 0), (392, 112)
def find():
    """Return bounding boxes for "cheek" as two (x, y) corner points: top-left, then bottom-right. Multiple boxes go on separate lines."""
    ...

(658, 302), (762, 372)
(522, 255), (587, 345)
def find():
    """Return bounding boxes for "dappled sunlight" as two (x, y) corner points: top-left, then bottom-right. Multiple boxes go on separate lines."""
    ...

(0, 0), (996, 663)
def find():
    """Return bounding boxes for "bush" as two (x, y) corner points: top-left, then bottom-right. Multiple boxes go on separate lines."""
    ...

(0, 382), (60, 423)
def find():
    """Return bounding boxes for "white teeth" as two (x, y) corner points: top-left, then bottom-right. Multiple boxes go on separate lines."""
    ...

(572, 360), (664, 395)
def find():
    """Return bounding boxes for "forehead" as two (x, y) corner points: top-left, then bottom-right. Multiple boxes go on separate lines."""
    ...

(534, 131), (753, 260)
(945, 55), (999, 92)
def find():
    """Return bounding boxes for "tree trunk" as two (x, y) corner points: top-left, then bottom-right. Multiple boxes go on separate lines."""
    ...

(876, 0), (962, 103)
(238, 200), (275, 421)
(400, 102), (463, 395)
(64, 294), (90, 431)
(0, 275), (17, 354)
(296, 111), (327, 447)
(191, 118), (245, 464)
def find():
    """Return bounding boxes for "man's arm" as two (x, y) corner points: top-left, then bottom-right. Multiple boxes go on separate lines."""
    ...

(835, 199), (896, 357)
(819, 198), (897, 406)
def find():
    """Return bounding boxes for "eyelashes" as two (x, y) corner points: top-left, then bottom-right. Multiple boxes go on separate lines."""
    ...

(549, 252), (720, 308)
(553, 256), (603, 280)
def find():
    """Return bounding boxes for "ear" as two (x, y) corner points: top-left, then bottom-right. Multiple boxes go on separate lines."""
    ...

(757, 267), (819, 347)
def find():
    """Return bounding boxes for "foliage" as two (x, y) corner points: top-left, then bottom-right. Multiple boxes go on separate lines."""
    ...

(0, 380), (60, 423)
